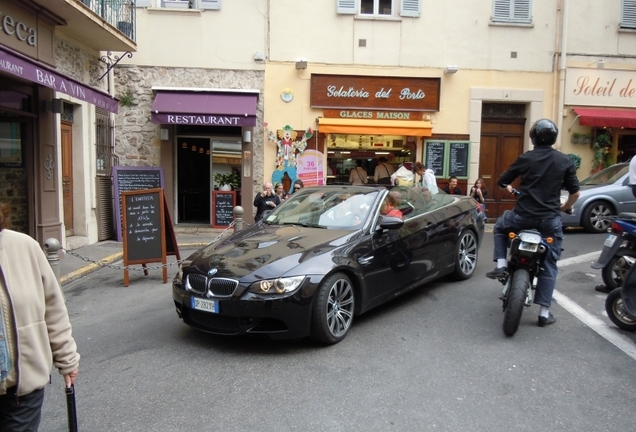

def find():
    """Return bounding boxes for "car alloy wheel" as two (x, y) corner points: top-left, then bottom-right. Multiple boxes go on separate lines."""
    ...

(452, 230), (478, 280)
(583, 201), (614, 233)
(310, 273), (355, 344)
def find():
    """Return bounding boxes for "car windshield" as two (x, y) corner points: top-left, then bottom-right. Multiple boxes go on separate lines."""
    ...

(264, 189), (380, 229)
(580, 164), (629, 186)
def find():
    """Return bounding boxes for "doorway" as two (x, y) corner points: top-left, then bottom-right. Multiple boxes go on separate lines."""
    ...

(61, 121), (74, 236)
(479, 120), (525, 219)
(177, 137), (210, 223)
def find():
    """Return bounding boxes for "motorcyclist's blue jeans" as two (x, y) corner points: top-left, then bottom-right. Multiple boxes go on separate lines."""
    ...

(492, 210), (563, 308)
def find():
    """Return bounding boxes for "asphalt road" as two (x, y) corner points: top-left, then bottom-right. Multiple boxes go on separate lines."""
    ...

(39, 229), (636, 432)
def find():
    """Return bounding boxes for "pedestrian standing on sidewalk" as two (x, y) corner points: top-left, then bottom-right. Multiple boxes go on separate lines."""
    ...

(0, 202), (80, 431)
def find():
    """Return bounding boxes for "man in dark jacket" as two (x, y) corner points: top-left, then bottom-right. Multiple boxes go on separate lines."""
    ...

(485, 119), (580, 327)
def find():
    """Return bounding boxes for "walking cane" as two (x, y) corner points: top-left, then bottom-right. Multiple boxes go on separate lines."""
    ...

(65, 384), (78, 432)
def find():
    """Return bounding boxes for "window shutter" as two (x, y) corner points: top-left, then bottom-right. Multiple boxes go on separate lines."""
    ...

(400, 0), (421, 18)
(135, 0), (152, 7)
(492, 0), (531, 22)
(337, 0), (356, 15)
(622, 0), (636, 28)
(200, 0), (221, 10)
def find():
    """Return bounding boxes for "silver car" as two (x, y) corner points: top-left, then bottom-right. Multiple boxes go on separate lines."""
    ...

(561, 162), (636, 233)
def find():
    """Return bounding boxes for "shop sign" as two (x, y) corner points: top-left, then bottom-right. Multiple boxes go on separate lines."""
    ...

(151, 113), (255, 127)
(565, 67), (636, 108)
(323, 109), (424, 121)
(311, 74), (440, 111)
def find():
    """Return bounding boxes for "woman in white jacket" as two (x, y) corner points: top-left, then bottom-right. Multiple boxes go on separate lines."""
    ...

(0, 203), (79, 431)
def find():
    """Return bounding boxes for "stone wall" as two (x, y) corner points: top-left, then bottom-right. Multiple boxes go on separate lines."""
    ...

(112, 65), (265, 190)
(55, 38), (108, 90)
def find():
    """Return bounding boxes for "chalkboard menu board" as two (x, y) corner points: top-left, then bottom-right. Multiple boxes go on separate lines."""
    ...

(425, 141), (445, 177)
(212, 191), (236, 228)
(449, 142), (469, 177)
(112, 167), (165, 241)
(121, 188), (180, 287)
(124, 189), (163, 263)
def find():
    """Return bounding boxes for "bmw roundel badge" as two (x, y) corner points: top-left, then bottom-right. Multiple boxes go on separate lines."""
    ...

(207, 268), (218, 277)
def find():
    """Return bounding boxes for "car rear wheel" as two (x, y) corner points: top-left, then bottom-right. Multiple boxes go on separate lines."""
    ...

(310, 273), (355, 344)
(582, 201), (614, 233)
(451, 230), (478, 280)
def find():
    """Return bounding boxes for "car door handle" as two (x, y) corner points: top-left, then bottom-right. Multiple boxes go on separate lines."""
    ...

(358, 256), (373, 265)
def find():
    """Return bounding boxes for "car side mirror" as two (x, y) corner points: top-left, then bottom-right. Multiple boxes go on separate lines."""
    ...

(378, 216), (404, 230)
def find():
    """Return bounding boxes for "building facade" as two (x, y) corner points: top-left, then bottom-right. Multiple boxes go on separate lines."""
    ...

(119, 0), (636, 225)
(0, 0), (136, 246)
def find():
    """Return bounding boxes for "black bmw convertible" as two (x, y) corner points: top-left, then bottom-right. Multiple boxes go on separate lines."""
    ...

(173, 185), (485, 344)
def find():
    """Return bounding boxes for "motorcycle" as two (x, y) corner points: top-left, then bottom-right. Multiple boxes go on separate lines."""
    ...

(590, 213), (636, 291)
(605, 260), (636, 332)
(492, 189), (567, 336)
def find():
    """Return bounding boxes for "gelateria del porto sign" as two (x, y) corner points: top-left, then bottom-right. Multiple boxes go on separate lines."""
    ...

(311, 74), (440, 111)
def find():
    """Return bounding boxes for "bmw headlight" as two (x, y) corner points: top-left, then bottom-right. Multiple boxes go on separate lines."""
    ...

(248, 276), (305, 294)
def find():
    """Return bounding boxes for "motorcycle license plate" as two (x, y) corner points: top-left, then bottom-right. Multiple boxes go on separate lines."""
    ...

(519, 241), (539, 252)
(604, 234), (617, 248)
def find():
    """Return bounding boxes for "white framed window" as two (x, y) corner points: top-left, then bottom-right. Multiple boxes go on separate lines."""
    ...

(491, 0), (531, 24)
(138, 0), (220, 10)
(336, 0), (420, 18)
(621, 0), (636, 28)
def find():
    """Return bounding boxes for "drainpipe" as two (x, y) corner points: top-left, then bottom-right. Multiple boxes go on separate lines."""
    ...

(555, 0), (569, 150)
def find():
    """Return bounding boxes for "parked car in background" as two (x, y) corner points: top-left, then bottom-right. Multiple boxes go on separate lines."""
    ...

(173, 185), (485, 344)
(561, 162), (636, 233)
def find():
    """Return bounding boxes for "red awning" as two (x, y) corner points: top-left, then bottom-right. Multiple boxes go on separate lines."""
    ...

(573, 107), (636, 128)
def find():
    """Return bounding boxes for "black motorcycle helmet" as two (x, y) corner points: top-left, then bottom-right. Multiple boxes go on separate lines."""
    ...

(529, 118), (558, 146)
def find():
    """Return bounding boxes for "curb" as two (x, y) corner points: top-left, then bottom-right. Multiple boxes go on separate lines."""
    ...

(60, 242), (210, 286)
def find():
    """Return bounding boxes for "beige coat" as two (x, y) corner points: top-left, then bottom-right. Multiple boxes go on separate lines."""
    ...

(0, 229), (79, 396)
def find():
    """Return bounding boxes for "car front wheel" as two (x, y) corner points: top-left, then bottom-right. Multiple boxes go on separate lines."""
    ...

(310, 273), (355, 344)
(582, 201), (614, 233)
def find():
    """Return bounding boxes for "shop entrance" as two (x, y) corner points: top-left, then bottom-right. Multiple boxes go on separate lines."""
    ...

(479, 120), (525, 220)
(177, 137), (210, 223)
(617, 130), (636, 163)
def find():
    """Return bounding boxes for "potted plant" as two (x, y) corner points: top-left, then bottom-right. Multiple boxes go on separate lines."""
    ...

(591, 132), (613, 173)
(213, 171), (241, 191)
(567, 153), (581, 171)
(571, 132), (581, 144)
(580, 133), (593, 145)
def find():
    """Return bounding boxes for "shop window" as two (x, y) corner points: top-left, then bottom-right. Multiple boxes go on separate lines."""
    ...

(337, 0), (420, 18)
(621, 0), (636, 28)
(95, 109), (118, 177)
(491, 0), (532, 24)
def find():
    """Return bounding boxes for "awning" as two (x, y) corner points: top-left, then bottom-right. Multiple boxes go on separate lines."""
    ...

(0, 44), (119, 114)
(151, 90), (258, 126)
(573, 107), (636, 128)
(318, 117), (433, 136)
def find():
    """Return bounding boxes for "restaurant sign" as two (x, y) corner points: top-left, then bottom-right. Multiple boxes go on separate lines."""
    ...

(565, 67), (636, 108)
(311, 74), (440, 112)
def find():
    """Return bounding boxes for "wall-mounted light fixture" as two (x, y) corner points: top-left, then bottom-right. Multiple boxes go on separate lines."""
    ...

(160, 128), (169, 140)
(191, 144), (197, 152)
(182, 142), (187, 148)
(243, 130), (252, 143)
(597, 60), (605, 69)
(44, 98), (63, 113)
(444, 65), (459, 74)
(295, 58), (307, 70)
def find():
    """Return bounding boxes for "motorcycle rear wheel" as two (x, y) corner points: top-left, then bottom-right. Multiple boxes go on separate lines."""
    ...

(601, 249), (636, 291)
(502, 269), (530, 336)
(605, 288), (636, 332)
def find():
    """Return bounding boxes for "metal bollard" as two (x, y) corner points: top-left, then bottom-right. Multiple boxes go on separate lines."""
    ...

(233, 206), (244, 232)
(44, 237), (61, 285)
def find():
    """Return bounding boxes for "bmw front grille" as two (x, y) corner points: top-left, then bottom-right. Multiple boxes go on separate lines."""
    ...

(185, 274), (238, 298)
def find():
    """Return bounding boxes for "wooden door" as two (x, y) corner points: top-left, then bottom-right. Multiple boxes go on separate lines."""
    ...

(479, 121), (525, 219)
(61, 122), (73, 236)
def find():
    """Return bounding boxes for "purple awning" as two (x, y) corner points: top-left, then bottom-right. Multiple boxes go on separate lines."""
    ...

(151, 91), (258, 126)
(0, 45), (119, 114)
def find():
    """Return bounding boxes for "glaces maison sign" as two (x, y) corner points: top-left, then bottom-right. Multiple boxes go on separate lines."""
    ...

(310, 74), (440, 112)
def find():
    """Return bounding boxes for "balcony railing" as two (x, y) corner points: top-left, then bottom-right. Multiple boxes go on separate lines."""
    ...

(80, 0), (136, 41)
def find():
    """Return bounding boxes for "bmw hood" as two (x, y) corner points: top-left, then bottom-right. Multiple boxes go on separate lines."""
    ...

(182, 224), (355, 280)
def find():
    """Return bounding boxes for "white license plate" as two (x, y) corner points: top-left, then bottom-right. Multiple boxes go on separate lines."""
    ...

(604, 234), (617, 248)
(519, 241), (539, 252)
(191, 297), (219, 313)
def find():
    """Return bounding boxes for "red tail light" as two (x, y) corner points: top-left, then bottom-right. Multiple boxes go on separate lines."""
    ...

(611, 222), (624, 234)
(519, 256), (533, 265)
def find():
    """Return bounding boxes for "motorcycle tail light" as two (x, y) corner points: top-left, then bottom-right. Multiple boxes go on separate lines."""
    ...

(508, 232), (516, 239)
(519, 256), (533, 265)
(546, 237), (554, 244)
(611, 222), (624, 234)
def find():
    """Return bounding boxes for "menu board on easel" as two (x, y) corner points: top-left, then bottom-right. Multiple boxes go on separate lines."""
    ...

(121, 188), (180, 287)
(449, 142), (469, 177)
(212, 191), (236, 228)
(112, 166), (165, 241)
